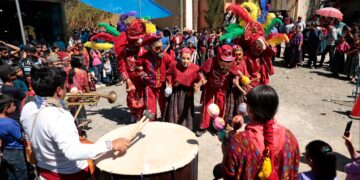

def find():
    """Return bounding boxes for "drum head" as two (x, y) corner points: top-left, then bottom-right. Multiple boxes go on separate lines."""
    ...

(95, 122), (199, 175)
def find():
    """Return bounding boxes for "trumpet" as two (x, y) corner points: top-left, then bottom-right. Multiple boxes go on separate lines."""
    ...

(65, 91), (117, 106)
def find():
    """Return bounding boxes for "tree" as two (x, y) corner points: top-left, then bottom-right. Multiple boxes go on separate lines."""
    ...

(204, 0), (224, 29)
(65, 0), (113, 38)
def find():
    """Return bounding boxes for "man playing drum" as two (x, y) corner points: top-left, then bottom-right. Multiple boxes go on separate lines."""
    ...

(20, 66), (130, 179)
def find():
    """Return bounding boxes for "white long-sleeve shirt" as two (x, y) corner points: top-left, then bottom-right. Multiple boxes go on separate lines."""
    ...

(20, 101), (110, 174)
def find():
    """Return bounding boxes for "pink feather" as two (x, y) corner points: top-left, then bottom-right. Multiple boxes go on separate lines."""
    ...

(227, 4), (254, 24)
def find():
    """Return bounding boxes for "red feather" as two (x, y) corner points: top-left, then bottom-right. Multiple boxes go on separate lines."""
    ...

(90, 32), (115, 42)
(113, 32), (128, 56)
(227, 4), (254, 24)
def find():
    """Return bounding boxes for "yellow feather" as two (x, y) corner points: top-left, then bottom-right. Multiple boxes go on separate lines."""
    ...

(84, 42), (113, 50)
(145, 22), (157, 35)
(241, 2), (259, 21)
(267, 34), (289, 47)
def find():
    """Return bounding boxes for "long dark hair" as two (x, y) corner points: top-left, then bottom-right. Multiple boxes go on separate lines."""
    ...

(306, 140), (337, 180)
(246, 85), (279, 170)
(68, 55), (84, 85)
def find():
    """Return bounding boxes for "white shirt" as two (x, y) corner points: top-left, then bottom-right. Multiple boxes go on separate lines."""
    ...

(20, 101), (110, 174)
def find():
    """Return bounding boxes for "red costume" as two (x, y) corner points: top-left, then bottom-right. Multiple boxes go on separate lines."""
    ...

(244, 45), (274, 86)
(112, 20), (147, 120)
(118, 46), (147, 120)
(242, 22), (275, 86)
(138, 35), (175, 119)
(198, 45), (238, 130)
(162, 48), (200, 130)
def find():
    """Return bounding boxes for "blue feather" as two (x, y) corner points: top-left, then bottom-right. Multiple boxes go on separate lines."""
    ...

(257, 0), (268, 23)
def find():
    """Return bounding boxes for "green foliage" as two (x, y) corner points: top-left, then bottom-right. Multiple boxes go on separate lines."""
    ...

(65, 0), (112, 38)
(204, 0), (224, 29)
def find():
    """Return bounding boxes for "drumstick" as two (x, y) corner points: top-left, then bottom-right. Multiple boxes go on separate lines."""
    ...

(128, 115), (148, 136)
(113, 118), (149, 156)
(113, 111), (154, 156)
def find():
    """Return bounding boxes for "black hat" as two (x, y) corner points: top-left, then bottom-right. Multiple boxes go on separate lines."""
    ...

(0, 64), (16, 81)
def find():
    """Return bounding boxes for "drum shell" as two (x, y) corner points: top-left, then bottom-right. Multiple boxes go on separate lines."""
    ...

(95, 155), (198, 180)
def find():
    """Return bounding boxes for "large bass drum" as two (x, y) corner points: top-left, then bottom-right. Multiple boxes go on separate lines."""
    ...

(95, 122), (199, 180)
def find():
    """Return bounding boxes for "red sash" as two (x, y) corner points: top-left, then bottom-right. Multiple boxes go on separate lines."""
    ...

(38, 167), (90, 180)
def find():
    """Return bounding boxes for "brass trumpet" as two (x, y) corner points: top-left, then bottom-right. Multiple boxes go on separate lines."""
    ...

(65, 91), (117, 106)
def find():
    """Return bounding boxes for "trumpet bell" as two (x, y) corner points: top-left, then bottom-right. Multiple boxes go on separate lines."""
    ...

(107, 91), (117, 104)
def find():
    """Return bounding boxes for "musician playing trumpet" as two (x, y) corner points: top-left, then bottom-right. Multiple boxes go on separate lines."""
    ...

(20, 66), (130, 179)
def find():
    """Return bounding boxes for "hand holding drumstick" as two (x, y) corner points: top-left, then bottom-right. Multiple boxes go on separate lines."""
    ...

(111, 138), (130, 154)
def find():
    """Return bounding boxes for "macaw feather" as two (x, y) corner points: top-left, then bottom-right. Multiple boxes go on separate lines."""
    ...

(265, 18), (283, 36)
(220, 24), (245, 41)
(98, 22), (120, 36)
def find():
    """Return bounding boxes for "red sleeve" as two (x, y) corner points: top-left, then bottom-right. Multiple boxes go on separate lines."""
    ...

(117, 51), (128, 81)
(200, 58), (214, 74)
(166, 62), (176, 86)
(164, 52), (175, 68)
(221, 133), (244, 179)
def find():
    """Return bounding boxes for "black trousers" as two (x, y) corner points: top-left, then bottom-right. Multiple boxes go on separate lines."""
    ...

(308, 46), (318, 67)
(320, 45), (335, 67)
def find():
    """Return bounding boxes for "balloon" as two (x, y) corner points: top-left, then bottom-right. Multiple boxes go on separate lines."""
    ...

(213, 117), (226, 131)
(207, 103), (220, 118)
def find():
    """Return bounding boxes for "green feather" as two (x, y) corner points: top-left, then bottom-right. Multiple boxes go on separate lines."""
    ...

(98, 22), (120, 36)
(265, 18), (283, 36)
(220, 24), (244, 41)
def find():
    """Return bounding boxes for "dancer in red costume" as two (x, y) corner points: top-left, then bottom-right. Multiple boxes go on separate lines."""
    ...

(117, 20), (147, 121)
(225, 45), (249, 120)
(195, 45), (238, 136)
(243, 33), (275, 87)
(162, 48), (200, 130)
(138, 35), (175, 120)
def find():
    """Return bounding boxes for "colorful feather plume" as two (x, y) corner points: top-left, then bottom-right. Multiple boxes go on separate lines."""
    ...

(98, 22), (120, 37)
(258, 0), (269, 23)
(266, 33), (289, 47)
(264, 18), (283, 36)
(117, 11), (137, 32)
(241, 2), (259, 21)
(90, 32), (115, 43)
(220, 24), (245, 41)
(227, 4), (254, 25)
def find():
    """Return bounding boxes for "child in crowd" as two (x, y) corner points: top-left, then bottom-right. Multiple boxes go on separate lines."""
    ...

(299, 140), (337, 180)
(102, 58), (112, 86)
(332, 35), (350, 77)
(0, 94), (28, 180)
(12, 66), (28, 93)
